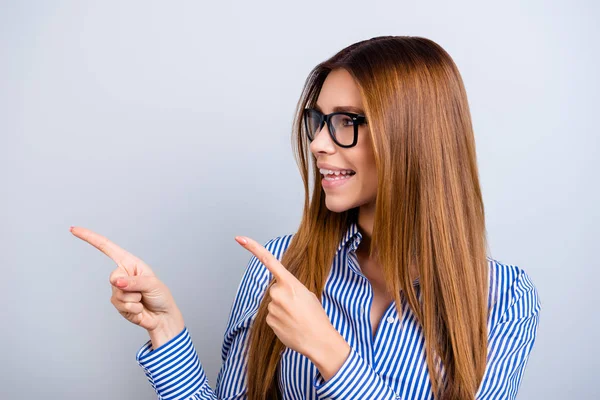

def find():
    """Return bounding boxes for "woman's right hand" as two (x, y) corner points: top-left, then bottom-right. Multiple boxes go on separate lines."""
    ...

(70, 226), (185, 349)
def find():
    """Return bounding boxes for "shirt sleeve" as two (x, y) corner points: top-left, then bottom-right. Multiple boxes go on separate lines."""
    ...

(135, 236), (290, 400)
(476, 267), (541, 399)
(312, 348), (402, 400)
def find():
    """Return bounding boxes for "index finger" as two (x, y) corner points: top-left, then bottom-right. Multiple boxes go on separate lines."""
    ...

(70, 226), (128, 264)
(235, 236), (296, 283)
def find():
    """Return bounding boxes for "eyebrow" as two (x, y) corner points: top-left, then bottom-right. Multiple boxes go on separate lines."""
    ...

(314, 103), (365, 115)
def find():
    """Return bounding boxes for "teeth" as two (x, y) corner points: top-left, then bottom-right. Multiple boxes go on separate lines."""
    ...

(324, 174), (353, 181)
(319, 168), (355, 176)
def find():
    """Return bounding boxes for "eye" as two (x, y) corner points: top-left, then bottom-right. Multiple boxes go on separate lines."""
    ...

(341, 116), (354, 126)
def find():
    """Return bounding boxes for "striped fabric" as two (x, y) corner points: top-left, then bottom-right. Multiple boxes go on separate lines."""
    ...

(136, 222), (541, 399)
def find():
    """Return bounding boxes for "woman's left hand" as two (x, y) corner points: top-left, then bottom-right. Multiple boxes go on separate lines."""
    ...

(234, 235), (350, 372)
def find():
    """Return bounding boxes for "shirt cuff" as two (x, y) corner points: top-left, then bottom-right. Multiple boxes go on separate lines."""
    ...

(136, 326), (207, 400)
(313, 347), (400, 400)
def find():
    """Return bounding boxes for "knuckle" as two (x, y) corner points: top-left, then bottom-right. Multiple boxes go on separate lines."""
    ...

(269, 287), (278, 301)
(116, 302), (127, 313)
(262, 251), (273, 264)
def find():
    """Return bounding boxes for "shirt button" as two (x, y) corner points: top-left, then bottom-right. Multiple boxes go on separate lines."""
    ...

(386, 316), (396, 324)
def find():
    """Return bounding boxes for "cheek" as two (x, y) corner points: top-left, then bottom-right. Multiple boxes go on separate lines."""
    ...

(359, 165), (378, 197)
(354, 147), (377, 194)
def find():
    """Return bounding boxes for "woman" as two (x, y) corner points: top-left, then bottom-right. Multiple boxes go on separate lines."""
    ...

(71, 36), (541, 400)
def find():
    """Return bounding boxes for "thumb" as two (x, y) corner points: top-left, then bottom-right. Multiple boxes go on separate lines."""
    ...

(111, 275), (159, 293)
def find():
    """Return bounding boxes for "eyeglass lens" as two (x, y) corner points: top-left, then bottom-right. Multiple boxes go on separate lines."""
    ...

(305, 109), (356, 146)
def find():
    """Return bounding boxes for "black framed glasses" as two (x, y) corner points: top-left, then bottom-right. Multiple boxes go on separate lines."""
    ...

(303, 108), (367, 148)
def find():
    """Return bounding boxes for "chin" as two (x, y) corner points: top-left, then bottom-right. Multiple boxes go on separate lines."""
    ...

(324, 196), (355, 213)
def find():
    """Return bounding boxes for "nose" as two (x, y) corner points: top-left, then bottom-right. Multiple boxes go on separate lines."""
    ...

(309, 122), (337, 156)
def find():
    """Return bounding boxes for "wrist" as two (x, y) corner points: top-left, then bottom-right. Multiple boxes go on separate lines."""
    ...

(308, 327), (351, 382)
(148, 309), (185, 350)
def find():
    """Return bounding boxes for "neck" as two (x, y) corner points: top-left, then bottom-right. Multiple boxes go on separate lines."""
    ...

(356, 201), (419, 282)
(357, 201), (375, 255)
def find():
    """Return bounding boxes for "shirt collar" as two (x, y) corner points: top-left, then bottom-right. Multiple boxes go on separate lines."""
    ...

(337, 220), (362, 253)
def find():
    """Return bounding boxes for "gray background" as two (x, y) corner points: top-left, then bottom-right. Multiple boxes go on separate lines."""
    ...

(1, 0), (597, 399)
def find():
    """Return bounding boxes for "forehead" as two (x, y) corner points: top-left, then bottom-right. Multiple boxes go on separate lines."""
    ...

(316, 68), (364, 113)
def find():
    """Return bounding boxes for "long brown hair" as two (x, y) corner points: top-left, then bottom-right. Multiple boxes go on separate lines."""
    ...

(246, 36), (490, 400)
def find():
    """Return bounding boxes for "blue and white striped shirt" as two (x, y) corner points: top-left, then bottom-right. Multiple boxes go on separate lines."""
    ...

(135, 222), (541, 399)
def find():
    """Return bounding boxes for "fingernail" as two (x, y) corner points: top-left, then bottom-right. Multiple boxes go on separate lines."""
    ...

(235, 236), (248, 245)
(69, 226), (74, 232)
(115, 279), (127, 288)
